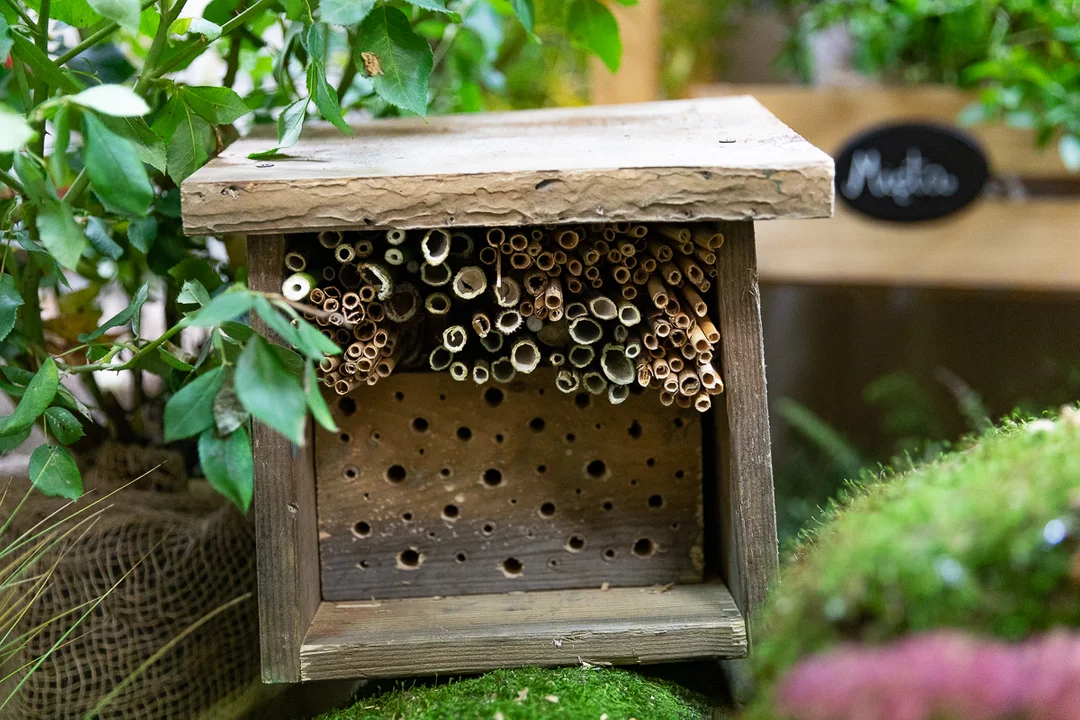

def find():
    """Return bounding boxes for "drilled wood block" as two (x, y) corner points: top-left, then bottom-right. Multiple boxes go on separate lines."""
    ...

(315, 370), (704, 601)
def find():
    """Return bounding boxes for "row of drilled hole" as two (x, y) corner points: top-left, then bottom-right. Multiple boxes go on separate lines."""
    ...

(381, 537), (657, 574)
(337, 387), (675, 416)
(358, 462), (686, 486)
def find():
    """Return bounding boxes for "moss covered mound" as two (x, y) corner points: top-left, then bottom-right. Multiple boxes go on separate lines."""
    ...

(751, 411), (1080, 717)
(317, 666), (709, 720)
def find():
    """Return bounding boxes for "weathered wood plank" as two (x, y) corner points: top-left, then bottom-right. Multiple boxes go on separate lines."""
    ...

(181, 98), (834, 235)
(711, 221), (778, 624)
(249, 233), (322, 683)
(315, 370), (703, 600)
(300, 581), (747, 680)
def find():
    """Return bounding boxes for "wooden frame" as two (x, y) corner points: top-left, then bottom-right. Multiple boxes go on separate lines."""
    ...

(185, 98), (832, 683)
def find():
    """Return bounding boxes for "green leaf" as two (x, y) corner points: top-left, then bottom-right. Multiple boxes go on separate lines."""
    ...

(188, 290), (254, 327)
(320, 0), (373, 26)
(86, 0), (139, 31)
(82, 112), (154, 217)
(164, 366), (224, 442)
(127, 215), (158, 253)
(29, 444), (82, 500)
(71, 84), (150, 117)
(43, 407), (85, 445)
(177, 279), (211, 307)
(308, 62), (351, 135)
(9, 33), (81, 94)
(508, 0), (534, 31)
(168, 16), (222, 40)
(1060, 135), (1080, 173)
(253, 295), (303, 349)
(101, 116), (166, 173)
(181, 86), (251, 124)
(247, 99), (306, 159)
(0, 104), (35, 153)
(402, 0), (458, 18)
(0, 427), (31, 454)
(78, 282), (149, 341)
(4, 358), (58, 434)
(0, 274), (24, 343)
(36, 199), (87, 271)
(294, 314), (342, 357)
(85, 217), (124, 259)
(305, 360), (337, 432)
(50, 104), (71, 184)
(0, 15), (12, 61)
(212, 373), (248, 435)
(197, 426), (253, 512)
(154, 96), (215, 184)
(568, 0), (622, 72)
(218, 321), (253, 343)
(235, 335), (307, 445)
(355, 6), (433, 117)
(157, 347), (194, 372)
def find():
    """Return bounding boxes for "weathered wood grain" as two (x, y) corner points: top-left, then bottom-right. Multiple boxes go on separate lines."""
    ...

(248, 234), (322, 684)
(711, 221), (778, 626)
(316, 370), (703, 600)
(181, 98), (834, 235)
(300, 581), (746, 680)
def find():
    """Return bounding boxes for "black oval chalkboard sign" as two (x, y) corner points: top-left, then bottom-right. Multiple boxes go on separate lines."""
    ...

(834, 123), (989, 222)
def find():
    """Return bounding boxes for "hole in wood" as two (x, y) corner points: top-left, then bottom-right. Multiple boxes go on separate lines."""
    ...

(482, 468), (503, 487)
(587, 459), (607, 478)
(574, 393), (589, 409)
(396, 548), (423, 570)
(339, 433), (351, 443)
(565, 433), (576, 443)
(646, 457), (656, 467)
(536, 464), (547, 474)
(539, 502), (556, 518)
(344, 466), (358, 480)
(338, 397), (357, 416)
(529, 417), (546, 432)
(394, 391), (404, 401)
(442, 504), (460, 521)
(671, 522), (680, 530)
(358, 560), (370, 569)
(455, 552), (468, 564)
(630, 479), (639, 486)
(628, 420), (642, 439)
(674, 417), (685, 429)
(566, 535), (585, 552)
(418, 448), (425, 455)
(352, 521), (371, 538)
(385, 465), (407, 484)
(602, 501), (614, 512)
(495, 433), (504, 443)
(675, 470), (685, 479)
(428, 530), (437, 538)
(372, 431), (381, 441)
(603, 549), (617, 561)
(439, 467), (452, 477)
(649, 494), (664, 508)
(457, 426), (472, 441)
(401, 511), (413, 522)
(633, 538), (656, 557)
(500, 557), (523, 577)
(484, 387), (504, 408)
(482, 522), (496, 536)
(412, 417), (430, 433)
(548, 559), (560, 568)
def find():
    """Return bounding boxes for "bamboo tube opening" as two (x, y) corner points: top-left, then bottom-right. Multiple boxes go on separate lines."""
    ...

(491, 357), (516, 383)
(385, 284), (419, 323)
(518, 301), (534, 318)
(284, 251), (307, 272)
(511, 338), (540, 374)
(582, 372), (607, 396)
(555, 369), (580, 393)
(353, 320), (376, 342)
(472, 313), (491, 338)
(480, 331), (504, 354)
(496, 310), (522, 334)
(495, 278), (521, 308)
(450, 232), (474, 258)
(425, 292), (451, 315)
(608, 384), (629, 405)
(569, 318), (602, 345)
(443, 325), (468, 353)
(479, 246), (498, 265)
(354, 239), (374, 259)
(509, 233), (528, 252)
(318, 230), (344, 248)
(335, 244), (357, 264)
(386, 228), (407, 245)
(600, 344), (635, 386)
(282, 273), (314, 301)
(453, 266), (487, 299)
(322, 266), (338, 283)
(421, 262), (452, 287)
(472, 359), (490, 384)
(568, 345), (594, 369)
(486, 228), (506, 247)
(367, 302), (385, 322)
(449, 361), (469, 382)
(422, 229), (452, 266)
(510, 253), (532, 270)
(429, 346), (453, 371)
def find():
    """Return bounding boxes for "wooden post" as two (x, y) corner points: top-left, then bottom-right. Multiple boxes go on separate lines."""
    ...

(249, 233), (322, 683)
(589, 0), (661, 104)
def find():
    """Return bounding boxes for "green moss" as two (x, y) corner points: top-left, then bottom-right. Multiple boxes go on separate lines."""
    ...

(317, 666), (709, 720)
(751, 412), (1080, 718)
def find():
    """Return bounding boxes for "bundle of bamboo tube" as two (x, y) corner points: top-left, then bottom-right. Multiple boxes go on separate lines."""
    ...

(282, 222), (726, 412)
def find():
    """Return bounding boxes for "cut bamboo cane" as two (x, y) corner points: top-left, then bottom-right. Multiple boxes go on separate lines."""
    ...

(362, 344), (379, 360)
(386, 229), (407, 246)
(509, 233), (528, 252)
(674, 393), (692, 409)
(606, 250), (623, 264)
(663, 373), (680, 393)
(494, 277), (521, 308)
(421, 262), (452, 287)
(660, 261), (683, 286)
(616, 299), (641, 326)
(569, 317), (602, 345)
(693, 247), (716, 265)
(582, 372), (607, 396)
(385, 283), (419, 323)
(284, 251), (307, 272)
(648, 316), (671, 338)
(429, 346), (453, 371)
(385, 247), (414, 266)
(652, 358), (670, 379)
(567, 278), (584, 295)
(322, 266), (338, 283)
(613, 325), (628, 343)
(629, 224), (649, 239)
(496, 309), (522, 334)
(680, 343), (698, 361)
(423, 229), (452, 266)
(689, 324), (710, 353)
(536, 252), (555, 272)
(668, 356), (684, 374)
(526, 240), (543, 257)
(320, 356), (340, 373)
(511, 337), (541, 374)
(698, 317), (720, 344)
(510, 253), (532, 270)
(367, 302), (386, 323)
(346, 342), (363, 360)
(338, 264), (361, 288)
(549, 352), (566, 367)
(698, 361), (720, 389)
(450, 232), (474, 258)
(358, 262), (393, 300)
(358, 285), (376, 303)
(676, 256), (705, 288)
(693, 393), (711, 412)
(472, 313), (491, 338)
(556, 229), (580, 249)
(354, 239), (374, 259)
(678, 368), (701, 396)
(625, 336), (642, 359)
(443, 325), (468, 352)
(518, 300), (534, 318)
(282, 273), (314, 301)
(621, 285), (638, 301)
(555, 369), (580, 393)
(533, 304), (549, 320)
(335, 244), (356, 264)
(586, 293), (616, 320)
(618, 241), (636, 257)
(636, 359), (652, 387)
(322, 297), (340, 314)
(449, 361), (469, 382)
(600, 344), (634, 386)
(647, 278), (668, 309)
(318, 230), (344, 248)
(491, 357), (516, 384)
(424, 292), (451, 315)
(566, 302), (588, 320)
(568, 344), (594, 369)
(583, 249), (600, 265)
(472, 359), (490, 384)
(342, 292), (360, 310)
(612, 266), (631, 285)
(479, 246), (498, 265)
(500, 241), (513, 255)
(452, 266), (487, 300)
(486, 228), (505, 247)
(647, 240), (674, 263)
(673, 312), (692, 331)
(642, 331), (658, 351)
(523, 270), (548, 296)
(353, 320), (377, 342)
(608, 384), (629, 405)
(679, 286), (708, 318)
(698, 349), (713, 363)
(480, 331), (504, 353)
(545, 278), (563, 311)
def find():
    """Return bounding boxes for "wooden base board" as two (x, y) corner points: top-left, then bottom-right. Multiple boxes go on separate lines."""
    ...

(299, 580), (746, 680)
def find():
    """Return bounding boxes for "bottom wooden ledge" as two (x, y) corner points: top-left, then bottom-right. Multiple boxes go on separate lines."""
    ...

(299, 581), (747, 681)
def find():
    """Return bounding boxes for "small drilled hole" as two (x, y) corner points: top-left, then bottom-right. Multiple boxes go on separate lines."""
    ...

(646, 458), (656, 467)
(372, 432), (381, 440)
(482, 522), (496, 535)
(483, 468), (503, 487)
(633, 538), (655, 557)
(457, 426), (472, 441)
(674, 417), (685, 428)
(587, 460), (607, 478)
(344, 466), (358, 480)
(358, 560), (370, 569)
(675, 469), (685, 479)
(442, 504), (460, 520)
(455, 552), (468, 564)
(484, 387), (504, 407)
(439, 393), (447, 401)
(495, 433), (504, 443)
(529, 417), (546, 432)
(628, 420), (642, 439)
(630, 479), (639, 486)
(401, 511), (413, 522)
(574, 393), (589, 409)
(418, 448), (425, 455)
(539, 502), (556, 518)
(602, 501), (614, 512)
(394, 391), (404, 401)
(338, 397), (357, 416)
(548, 559), (560, 568)
(671, 522), (680, 530)
(412, 417), (430, 433)
(339, 433), (351, 443)
(595, 423), (601, 429)
(501, 557), (523, 576)
(510, 498), (517, 505)
(352, 521), (371, 538)
(603, 549), (616, 560)
(397, 549), (422, 569)
(649, 494), (664, 508)
(565, 433), (576, 443)
(427, 530), (437, 538)
(537, 465), (547, 474)
(385, 465), (406, 484)
(575, 488), (582, 495)
(566, 535), (585, 552)
(440, 467), (451, 477)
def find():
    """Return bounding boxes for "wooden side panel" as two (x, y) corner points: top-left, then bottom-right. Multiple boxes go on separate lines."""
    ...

(711, 221), (778, 625)
(248, 233), (321, 683)
(300, 582), (746, 680)
(315, 370), (703, 600)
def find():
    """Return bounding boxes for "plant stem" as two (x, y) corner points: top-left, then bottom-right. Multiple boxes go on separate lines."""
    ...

(222, 32), (243, 88)
(55, 0), (158, 66)
(0, 170), (26, 197)
(36, 0), (50, 50)
(132, 0), (179, 95)
(63, 169), (89, 206)
(152, 0), (274, 78)
(2, 0), (38, 34)
(64, 320), (187, 374)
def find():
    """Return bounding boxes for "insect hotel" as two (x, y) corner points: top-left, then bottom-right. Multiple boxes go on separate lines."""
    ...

(181, 98), (834, 684)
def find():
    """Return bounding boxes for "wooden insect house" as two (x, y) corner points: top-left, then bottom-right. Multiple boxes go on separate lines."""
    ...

(181, 98), (834, 684)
